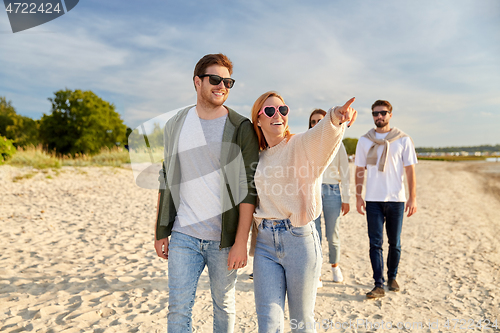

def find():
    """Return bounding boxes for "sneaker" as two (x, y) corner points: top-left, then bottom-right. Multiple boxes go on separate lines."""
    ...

(332, 266), (343, 283)
(366, 286), (385, 298)
(249, 273), (253, 280)
(388, 279), (400, 292)
(317, 278), (323, 288)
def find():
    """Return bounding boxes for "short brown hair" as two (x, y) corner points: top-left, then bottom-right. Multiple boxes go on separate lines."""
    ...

(308, 109), (327, 129)
(371, 100), (392, 112)
(251, 91), (291, 150)
(193, 53), (233, 89)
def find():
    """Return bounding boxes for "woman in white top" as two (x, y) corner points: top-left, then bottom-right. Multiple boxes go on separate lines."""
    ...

(250, 91), (357, 333)
(309, 109), (351, 284)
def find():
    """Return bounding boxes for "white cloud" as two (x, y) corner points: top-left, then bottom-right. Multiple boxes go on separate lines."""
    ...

(1, 0), (499, 146)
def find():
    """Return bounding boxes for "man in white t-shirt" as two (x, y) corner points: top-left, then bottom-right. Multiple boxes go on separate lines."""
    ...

(355, 100), (417, 299)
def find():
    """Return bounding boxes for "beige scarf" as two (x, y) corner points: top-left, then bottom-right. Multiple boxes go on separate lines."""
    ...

(363, 127), (409, 172)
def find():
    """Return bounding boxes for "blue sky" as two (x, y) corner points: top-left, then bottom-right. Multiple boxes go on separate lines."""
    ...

(1, 0), (499, 147)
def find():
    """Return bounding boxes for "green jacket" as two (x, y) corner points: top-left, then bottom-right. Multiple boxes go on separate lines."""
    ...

(156, 105), (259, 249)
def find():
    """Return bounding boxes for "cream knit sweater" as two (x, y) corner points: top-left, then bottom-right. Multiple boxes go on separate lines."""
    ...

(253, 107), (346, 227)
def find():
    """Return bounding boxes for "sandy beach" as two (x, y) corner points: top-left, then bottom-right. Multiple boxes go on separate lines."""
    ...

(1, 161), (499, 332)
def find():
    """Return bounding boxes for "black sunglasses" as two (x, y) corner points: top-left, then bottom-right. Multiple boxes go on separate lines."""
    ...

(198, 74), (235, 89)
(372, 111), (391, 117)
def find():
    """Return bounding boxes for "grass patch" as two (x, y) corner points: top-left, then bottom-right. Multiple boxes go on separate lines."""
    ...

(8, 145), (61, 169)
(418, 156), (486, 162)
(51, 168), (61, 177)
(13, 173), (35, 182)
(90, 147), (131, 166)
(60, 147), (130, 167)
(7, 145), (131, 168)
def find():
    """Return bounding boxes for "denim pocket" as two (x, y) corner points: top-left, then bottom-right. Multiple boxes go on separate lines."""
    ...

(289, 224), (313, 237)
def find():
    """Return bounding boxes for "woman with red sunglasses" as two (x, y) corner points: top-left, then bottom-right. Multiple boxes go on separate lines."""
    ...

(249, 91), (357, 332)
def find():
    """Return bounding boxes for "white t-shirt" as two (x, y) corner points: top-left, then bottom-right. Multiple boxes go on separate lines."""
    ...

(355, 131), (417, 202)
(172, 107), (227, 241)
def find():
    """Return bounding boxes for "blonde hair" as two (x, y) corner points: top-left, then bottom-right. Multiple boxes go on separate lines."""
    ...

(251, 91), (291, 150)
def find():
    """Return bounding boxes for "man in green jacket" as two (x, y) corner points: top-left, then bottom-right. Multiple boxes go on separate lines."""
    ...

(154, 53), (259, 333)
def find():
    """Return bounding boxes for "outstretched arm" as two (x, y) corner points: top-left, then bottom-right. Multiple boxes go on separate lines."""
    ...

(334, 97), (358, 127)
(301, 98), (358, 177)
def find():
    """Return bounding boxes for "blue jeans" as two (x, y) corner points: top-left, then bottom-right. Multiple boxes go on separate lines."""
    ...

(167, 231), (237, 333)
(314, 184), (342, 264)
(253, 219), (322, 333)
(365, 202), (405, 287)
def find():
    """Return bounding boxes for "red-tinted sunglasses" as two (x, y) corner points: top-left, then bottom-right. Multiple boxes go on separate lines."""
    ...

(258, 105), (290, 118)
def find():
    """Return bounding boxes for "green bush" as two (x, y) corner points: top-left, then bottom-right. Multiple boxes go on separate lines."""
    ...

(0, 136), (15, 163)
(39, 89), (127, 156)
(1, 97), (39, 147)
(343, 137), (358, 155)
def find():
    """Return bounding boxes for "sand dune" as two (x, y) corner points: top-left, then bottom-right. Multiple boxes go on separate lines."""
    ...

(1, 161), (499, 332)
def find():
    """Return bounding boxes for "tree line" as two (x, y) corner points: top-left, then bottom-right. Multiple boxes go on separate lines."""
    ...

(1, 89), (128, 158)
(1, 89), (366, 161)
(416, 145), (500, 153)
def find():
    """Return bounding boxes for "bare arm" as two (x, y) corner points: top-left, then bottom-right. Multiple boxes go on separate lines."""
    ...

(355, 166), (366, 215)
(227, 203), (255, 270)
(405, 164), (417, 217)
(154, 192), (169, 259)
(338, 144), (351, 215)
